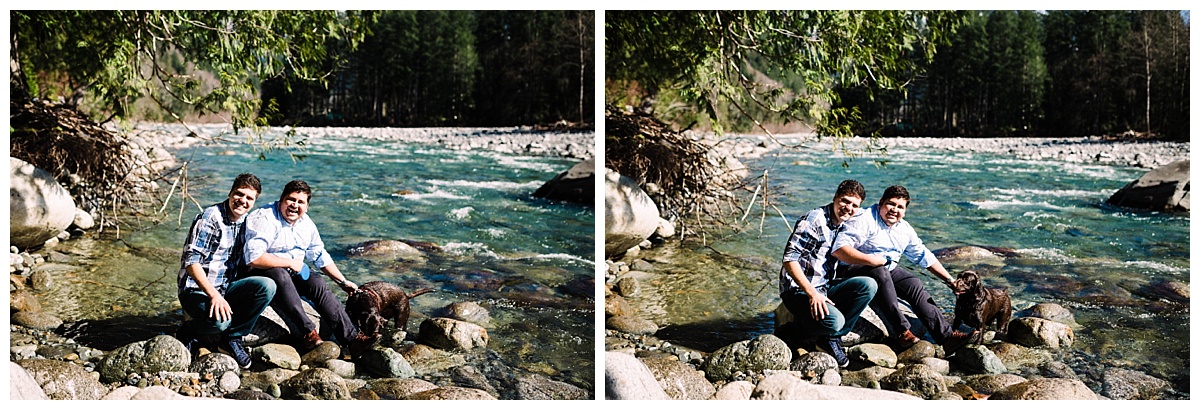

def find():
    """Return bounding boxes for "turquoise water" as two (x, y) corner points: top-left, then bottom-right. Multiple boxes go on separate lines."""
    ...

(630, 141), (1189, 397)
(39, 128), (595, 390)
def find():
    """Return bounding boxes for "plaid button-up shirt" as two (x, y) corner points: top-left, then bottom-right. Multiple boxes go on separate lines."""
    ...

(178, 201), (247, 294)
(780, 204), (844, 294)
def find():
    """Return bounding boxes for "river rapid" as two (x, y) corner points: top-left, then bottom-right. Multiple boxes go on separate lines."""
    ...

(35, 125), (596, 391)
(624, 135), (1190, 398)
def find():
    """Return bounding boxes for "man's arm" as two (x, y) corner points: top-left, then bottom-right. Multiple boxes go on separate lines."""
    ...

(925, 260), (959, 292)
(185, 264), (232, 322)
(319, 262), (358, 293)
(247, 252), (304, 272)
(782, 261), (833, 319)
(832, 245), (889, 267)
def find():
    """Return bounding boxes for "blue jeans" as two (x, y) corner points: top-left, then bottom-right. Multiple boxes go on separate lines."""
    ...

(179, 276), (276, 339)
(780, 276), (877, 338)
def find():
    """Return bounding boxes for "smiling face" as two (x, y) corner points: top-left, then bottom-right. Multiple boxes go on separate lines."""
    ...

(831, 193), (863, 225)
(227, 187), (258, 219)
(279, 191), (310, 224)
(879, 196), (908, 226)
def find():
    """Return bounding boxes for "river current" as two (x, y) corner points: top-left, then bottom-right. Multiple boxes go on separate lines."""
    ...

(36, 127), (595, 391)
(626, 138), (1190, 397)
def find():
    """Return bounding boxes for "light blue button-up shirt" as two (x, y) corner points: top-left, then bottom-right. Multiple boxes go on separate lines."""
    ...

(244, 201), (335, 270)
(832, 203), (938, 270)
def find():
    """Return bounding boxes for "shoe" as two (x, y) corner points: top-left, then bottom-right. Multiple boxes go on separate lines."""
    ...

(815, 337), (850, 368)
(301, 329), (323, 351)
(893, 329), (920, 349)
(217, 336), (253, 369)
(348, 331), (376, 357)
(941, 330), (979, 356)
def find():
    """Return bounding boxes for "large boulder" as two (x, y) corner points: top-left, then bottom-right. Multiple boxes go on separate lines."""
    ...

(605, 351), (670, 400)
(533, 157), (595, 205)
(10, 362), (49, 400)
(513, 373), (592, 400)
(279, 368), (351, 400)
(752, 372), (920, 400)
(368, 377), (439, 399)
(604, 169), (660, 258)
(641, 356), (715, 400)
(1106, 159), (1189, 212)
(879, 363), (949, 399)
(952, 345), (1008, 375)
(97, 335), (191, 383)
(1008, 317), (1074, 349)
(418, 317), (489, 351)
(1101, 367), (1172, 400)
(356, 345), (415, 379)
(15, 359), (109, 400)
(990, 378), (1099, 400)
(10, 157), (77, 249)
(701, 334), (791, 382)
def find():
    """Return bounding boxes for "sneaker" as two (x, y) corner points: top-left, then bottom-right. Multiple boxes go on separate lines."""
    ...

(893, 329), (920, 349)
(941, 330), (979, 356)
(815, 337), (850, 368)
(217, 336), (253, 369)
(301, 328), (323, 351)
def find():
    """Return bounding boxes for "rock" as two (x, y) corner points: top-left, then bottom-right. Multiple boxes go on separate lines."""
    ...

(712, 380), (755, 400)
(605, 315), (659, 335)
(407, 386), (497, 400)
(322, 359), (357, 379)
(248, 304), (323, 346)
(72, 208), (95, 230)
(418, 317), (489, 351)
(1106, 159), (1189, 212)
(439, 301), (491, 325)
(605, 292), (635, 317)
(398, 343), (466, 374)
(102, 386), (142, 400)
(962, 373), (1029, 395)
(848, 343), (898, 368)
(254, 343), (300, 370)
(450, 365), (499, 397)
(98, 335), (191, 383)
(702, 334), (792, 382)
(1101, 367), (1172, 399)
(604, 169), (660, 258)
(990, 378), (1099, 400)
(932, 245), (1015, 264)
(788, 352), (839, 381)
(189, 352), (241, 375)
(1040, 360), (1078, 379)
(15, 359), (108, 400)
(841, 366), (897, 389)
(356, 345), (415, 379)
(1008, 317), (1074, 349)
(10, 289), (42, 313)
(533, 157), (595, 205)
(653, 217), (676, 239)
(615, 276), (640, 296)
(989, 342), (1053, 371)
(223, 389), (277, 400)
(131, 385), (186, 400)
(10, 157), (77, 249)
(219, 370), (242, 392)
(10, 362), (49, 400)
(897, 340), (938, 363)
(1132, 279), (1190, 304)
(952, 345), (1008, 375)
(240, 368), (298, 392)
(369, 377), (440, 399)
(605, 351), (670, 400)
(879, 364), (948, 399)
(514, 373), (591, 400)
(752, 372), (921, 400)
(345, 239), (430, 262)
(1019, 303), (1077, 326)
(280, 368), (351, 400)
(300, 341), (341, 366)
(11, 311), (62, 331)
(641, 356), (715, 400)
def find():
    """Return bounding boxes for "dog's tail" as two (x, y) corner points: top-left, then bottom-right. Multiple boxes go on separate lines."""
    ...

(408, 288), (436, 298)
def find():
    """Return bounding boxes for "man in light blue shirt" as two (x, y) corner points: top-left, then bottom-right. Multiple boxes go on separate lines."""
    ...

(832, 185), (976, 354)
(244, 179), (368, 353)
(778, 180), (877, 367)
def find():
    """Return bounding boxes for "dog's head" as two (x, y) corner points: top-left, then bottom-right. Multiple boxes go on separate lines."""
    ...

(345, 289), (379, 329)
(953, 270), (983, 294)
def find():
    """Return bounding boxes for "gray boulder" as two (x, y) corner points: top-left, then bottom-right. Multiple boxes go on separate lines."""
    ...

(418, 317), (489, 351)
(879, 363), (948, 399)
(533, 157), (595, 205)
(701, 334), (791, 382)
(98, 335), (191, 383)
(1106, 159), (1189, 212)
(15, 359), (108, 400)
(604, 169), (660, 258)
(514, 373), (592, 400)
(605, 351), (670, 400)
(439, 301), (492, 325)
(357, 345), (415, 379)
(990, 378), (1099, 400)
(254, 343), (301, 370)
(1101, 367), (1172, 400)
(842, 366), (896, 389)
(407, 386), (497, 400)
(712, 380), (755, 400)
(897, 340), (938, 363)
(1019, 302), (1077, 326)
(280, 368), (351, 400)
(300, 341), (341, 366)
(962, 373), (1029, 395)
(189, 352), (241, 375)
(788, 352), (840, 381)
(989, 342), (1054, 372)
(369, 377), (439, 399)
(848, 343), (897, 368)
(239, 367), (298, 393)
(247, 304), (323, 346)
(398, 343), (466, 375)
(752, 373), (920, 400)
(952, 345), (1008, 375)
(10, 157), (77, 249)
(10, 362), (49, 400)
(1008, 317), (1074, 349)
(642, 356), (715, 400)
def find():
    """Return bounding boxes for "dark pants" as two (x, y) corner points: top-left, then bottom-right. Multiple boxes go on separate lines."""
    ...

(780, 276), (877, 338)
(248, 267), (358, 345)
(844, 264), (954, 342)
(179, 276), (276, 339)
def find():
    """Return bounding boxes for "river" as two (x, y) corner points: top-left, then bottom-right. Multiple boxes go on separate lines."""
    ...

(36, 126), (596, 391)
(624, 137), (1190, 398)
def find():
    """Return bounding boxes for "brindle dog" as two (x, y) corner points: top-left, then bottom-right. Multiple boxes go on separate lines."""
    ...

(952, 270), (1012, 343)
(346, 281), (435, 340)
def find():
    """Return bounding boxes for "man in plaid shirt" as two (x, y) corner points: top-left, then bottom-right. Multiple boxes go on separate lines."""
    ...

(177, 173), (277, 368)
(778, 179), (876, 367)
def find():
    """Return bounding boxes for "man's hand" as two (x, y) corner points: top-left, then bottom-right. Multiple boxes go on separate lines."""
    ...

(808, 292), (834, 320)
(209, 294), (233, 323)
(337, 279), (359, 294)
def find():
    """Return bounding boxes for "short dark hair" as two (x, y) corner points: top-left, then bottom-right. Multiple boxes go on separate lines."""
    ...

(880, 185), (910, 206)
(280, 180), (313, 202)
(230, 173), (261, 195)
(834, 179), (866, 201)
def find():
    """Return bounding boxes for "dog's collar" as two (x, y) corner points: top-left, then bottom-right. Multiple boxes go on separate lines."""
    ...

(356, 287), (383, 308)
